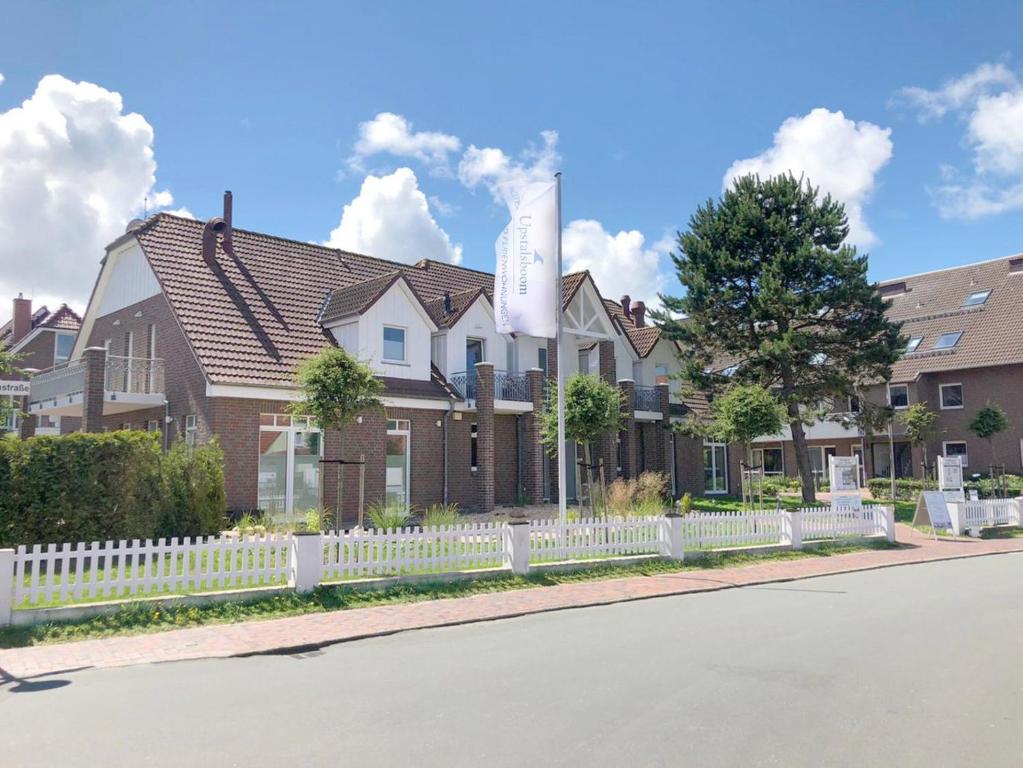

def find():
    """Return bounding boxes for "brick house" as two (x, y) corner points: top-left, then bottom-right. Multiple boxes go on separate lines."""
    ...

(750, 253), (1023, 484)
(27, 193), (730, 524)
(0, 295), (81, 437)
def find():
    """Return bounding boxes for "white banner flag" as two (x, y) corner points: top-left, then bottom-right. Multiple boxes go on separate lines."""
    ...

(494, 181), (558, 337)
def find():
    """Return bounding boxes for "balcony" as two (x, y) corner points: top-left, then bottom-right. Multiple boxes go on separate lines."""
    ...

(448, 370), (532, 405)
(634, 385), (662, 413)
(29, 356), (166, 417)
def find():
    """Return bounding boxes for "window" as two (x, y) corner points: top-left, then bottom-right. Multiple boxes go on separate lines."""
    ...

(632, 361), (643, 385)
(146, 324), (156, 358)
(905, 336), (923, 353)
(383, 326), (406, 362)
(703, 441), (728, 494)
(147, 419), (160, 433)
(932, 331), (962, 350)
(808, 446), (837, 481)
(655, 365), (669, 385)
(939, 383), (963, 410)
(538, 347), (548, 376)
(943, 441), (968, 468)
(963, 289), (991, 307)
(752, 447), (784, 476)
(578, 349), (590, 374)
(888, 384), (909, 409)
(184, 414), (197, 448)
(386, 419), (411, 506)
(848, 395), (861, 413)
(470, 424), (478, 471)
(2, 395), (18, 432)
(258, 413), (322, 519)
(54, 332), (75, 365)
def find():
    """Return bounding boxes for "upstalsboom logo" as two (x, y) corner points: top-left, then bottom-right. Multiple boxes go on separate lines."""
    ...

(517, 214), (532, 295)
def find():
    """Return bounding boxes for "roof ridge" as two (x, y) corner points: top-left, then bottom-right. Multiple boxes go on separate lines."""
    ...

(879, 252), (1023, 285)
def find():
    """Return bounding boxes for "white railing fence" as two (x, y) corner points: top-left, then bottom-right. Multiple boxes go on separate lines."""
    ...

(528, 517), (666, 563)
(12, 534), (291, 609)
(0, 506), (896, 626)
(320, 522), (506, 581)
(960, 498), (1021, 531)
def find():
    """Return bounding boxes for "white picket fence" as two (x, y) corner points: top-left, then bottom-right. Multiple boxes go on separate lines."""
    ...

(528, 517), (665, 563)
(320, 522), (506, 581)
(801, 506), (889, 541)
(1, 506), (895, 623)
(960, 498), (1021, 530)
(681, 510), (788, 550)
(12, 534), (292, 609)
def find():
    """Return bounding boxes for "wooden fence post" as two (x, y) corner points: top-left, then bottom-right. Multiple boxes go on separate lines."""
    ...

(0, 549), (14, 627)
(507, 520), (530, 576)
(290, 532), (322, 594)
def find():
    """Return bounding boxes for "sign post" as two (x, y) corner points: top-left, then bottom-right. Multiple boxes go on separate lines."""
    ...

(828, 455), (863, 511)
(913, 455), (965, 537)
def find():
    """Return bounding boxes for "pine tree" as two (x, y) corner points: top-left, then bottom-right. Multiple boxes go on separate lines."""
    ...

(656, 174), (903, 503)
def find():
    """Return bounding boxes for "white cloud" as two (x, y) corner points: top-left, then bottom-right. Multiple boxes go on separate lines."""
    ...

(903, 62), (1023, 218)
(895, 62), (1018, 121)
(562, 219), (670, 311)
(348, 112), (461, 175)
(458, 130), (560, 202)
(0, 74), (5, 86)
(723, 108), (893, 247)
(0, 74), (175, 306)
(326, 167), (462, 265)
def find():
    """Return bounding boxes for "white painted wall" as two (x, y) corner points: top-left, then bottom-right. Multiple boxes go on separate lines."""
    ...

(443, 298), (508, 375)
(97, 242), (161, 317)
(327, 281), (434, 380)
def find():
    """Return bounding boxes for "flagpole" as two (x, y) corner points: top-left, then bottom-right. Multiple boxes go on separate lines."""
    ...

(554, 172), (567, 531)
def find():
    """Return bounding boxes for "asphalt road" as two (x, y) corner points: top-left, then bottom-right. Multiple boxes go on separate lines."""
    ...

(3, 554), (1023, 768)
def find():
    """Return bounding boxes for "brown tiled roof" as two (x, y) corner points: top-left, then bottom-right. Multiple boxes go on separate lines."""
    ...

(422, 287), (490, 329)
(603, 298), (662, 357)
(131, 213), (599, 387)
(382, 365), (461, 401)
(318, 272), (403, 325)
(0, 304), (80, 348)
(882, 255), (1023, 382)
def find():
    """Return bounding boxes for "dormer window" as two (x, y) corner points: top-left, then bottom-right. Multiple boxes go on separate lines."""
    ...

(383, 326), (406, 362)
(963, 289), (991, 307)
(905, 336), (923, 353)
(932, 331), (962, 350)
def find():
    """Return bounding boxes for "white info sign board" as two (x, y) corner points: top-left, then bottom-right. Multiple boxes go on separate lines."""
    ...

(913, 456), (965, 536)
(828, 455), (862, 510)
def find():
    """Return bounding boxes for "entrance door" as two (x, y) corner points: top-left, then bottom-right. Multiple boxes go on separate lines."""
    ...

(386, 419), (411, 506)
(465, 339), (484, 399)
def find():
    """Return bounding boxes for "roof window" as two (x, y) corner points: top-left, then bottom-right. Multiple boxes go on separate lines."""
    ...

(963, 289), (991, 307)
(905, 336), (923, 353)
(932, 331), (962, 350)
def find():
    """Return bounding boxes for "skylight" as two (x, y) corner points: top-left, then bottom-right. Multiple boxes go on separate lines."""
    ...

(932, 331), (962, 350)
(905, 336), (923, 353)
(963, 289), (991, 307)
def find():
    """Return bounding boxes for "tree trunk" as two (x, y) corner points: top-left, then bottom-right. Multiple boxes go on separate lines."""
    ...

(787, 401), (816, 504)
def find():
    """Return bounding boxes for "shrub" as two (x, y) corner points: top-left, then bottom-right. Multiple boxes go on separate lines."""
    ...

(760, 475), (800, 496)
(421, 503), (461, 527)
(0, 431), (226, 547)
(635, 471), (669, 515)
(679, 492), (693, 516)
(867, 477), (923, 501)
(606, 478), (637, 516)
(366, 500), (413, 530)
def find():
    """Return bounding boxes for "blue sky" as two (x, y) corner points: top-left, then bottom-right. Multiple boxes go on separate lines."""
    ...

(2, 0), (1023, 313)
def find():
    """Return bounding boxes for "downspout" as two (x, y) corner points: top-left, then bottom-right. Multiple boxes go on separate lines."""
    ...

(443, 402), (452, 505)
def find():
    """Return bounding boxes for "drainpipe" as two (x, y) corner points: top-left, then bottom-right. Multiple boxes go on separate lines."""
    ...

(443, 402), (452, 505)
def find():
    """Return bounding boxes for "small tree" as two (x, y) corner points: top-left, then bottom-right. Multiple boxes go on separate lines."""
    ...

(289, 346), (383, 529)
(900, 402), (939, 487)
(707, 384), (784, 509)
(541, 374), (623, 515)
(970, 403), (1009, 467)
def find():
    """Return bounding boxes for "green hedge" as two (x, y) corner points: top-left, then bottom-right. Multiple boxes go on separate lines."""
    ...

(0, 431), (226, 547)
(867, 477), (923, 501)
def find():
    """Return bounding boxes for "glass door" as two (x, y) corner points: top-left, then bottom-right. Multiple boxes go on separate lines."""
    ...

(386, 419), (411, 507)
(257, 414), (322, 519)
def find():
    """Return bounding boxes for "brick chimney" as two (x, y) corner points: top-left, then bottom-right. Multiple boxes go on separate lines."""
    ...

(620, 294), (632, 320)
(632, 300), (647, 327)
(12, 293), (32, 344)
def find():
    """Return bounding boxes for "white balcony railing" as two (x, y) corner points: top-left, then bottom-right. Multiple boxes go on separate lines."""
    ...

(30, 356), (164, 407)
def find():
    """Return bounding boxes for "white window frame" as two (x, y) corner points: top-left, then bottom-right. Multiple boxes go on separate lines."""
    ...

(257, 414), (323, 516)
(943, 441), (968, 468)
(538, 347), (548, 376)
(184, 414), (197, 447)
(887, 383), (909, 410)
(904, 336), (923, 354)
(808, 445), (837, 480)
(147, 419), (160, 433)
(703, 441), (728, 495)
(752, 446), (784, 476)
(382, 325), (407, 363)
(654, 364), (669, 385)
(386, 418), (412, 505)
(963, 289), (991, 307)
(932, 331), (963, 351)
(53, 331), (75, 365)
(939, 383), (964, 410)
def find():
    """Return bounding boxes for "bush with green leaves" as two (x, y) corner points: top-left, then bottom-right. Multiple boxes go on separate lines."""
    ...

(867, 477), (923, 501)
(0, 431), (226, 547)
(420, 503), (461, 527)
(366, 500), (413, 530)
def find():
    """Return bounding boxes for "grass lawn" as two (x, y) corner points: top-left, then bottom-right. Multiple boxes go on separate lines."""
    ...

(0, 539), (898, 649)
(690, 494), (915, 522)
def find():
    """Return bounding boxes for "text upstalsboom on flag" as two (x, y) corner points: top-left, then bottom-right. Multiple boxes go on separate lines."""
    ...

(494, 181), (558, 337)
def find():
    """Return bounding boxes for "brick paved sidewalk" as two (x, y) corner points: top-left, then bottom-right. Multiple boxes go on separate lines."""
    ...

(2, 524), (1022, 681)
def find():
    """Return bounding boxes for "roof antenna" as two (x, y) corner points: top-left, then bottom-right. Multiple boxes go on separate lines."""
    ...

(143, 196), (149, 216)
